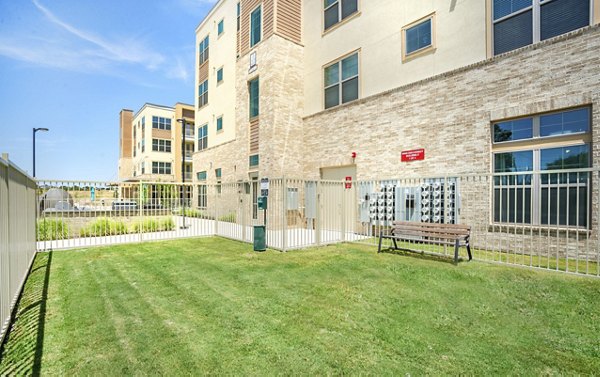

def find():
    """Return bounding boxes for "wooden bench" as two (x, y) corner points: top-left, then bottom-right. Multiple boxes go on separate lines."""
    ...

(378, 221), (472, 263)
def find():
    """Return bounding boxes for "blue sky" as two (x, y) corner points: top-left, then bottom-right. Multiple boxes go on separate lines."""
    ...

(0, 0), (216, 180)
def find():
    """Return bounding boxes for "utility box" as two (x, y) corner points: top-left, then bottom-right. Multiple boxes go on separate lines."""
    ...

(257, 196), (267, 210)
(253, 225), (266, 251)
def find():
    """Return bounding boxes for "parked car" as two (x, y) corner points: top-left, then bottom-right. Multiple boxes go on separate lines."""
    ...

(112, 200), (138, 211)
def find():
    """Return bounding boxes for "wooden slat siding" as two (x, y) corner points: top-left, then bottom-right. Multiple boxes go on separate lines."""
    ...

(249, 118), (259, 154)
(240, 0), (275, 57)
(274, 0), (301, 44)
(198, 61), (209, 83)
(152, 129), (172, 139)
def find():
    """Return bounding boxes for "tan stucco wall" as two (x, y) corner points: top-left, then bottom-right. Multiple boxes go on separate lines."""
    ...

(195, 0), (238, 152)
(302, 0), (487, 116)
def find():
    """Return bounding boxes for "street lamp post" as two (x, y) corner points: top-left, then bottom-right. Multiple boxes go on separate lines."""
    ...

(176, 118), (188, 229)
(33, 127), (49, 177)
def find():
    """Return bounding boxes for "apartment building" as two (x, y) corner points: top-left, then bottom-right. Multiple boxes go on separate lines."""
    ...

(193, 0), (599, 229)
(118, 103), (195, 183)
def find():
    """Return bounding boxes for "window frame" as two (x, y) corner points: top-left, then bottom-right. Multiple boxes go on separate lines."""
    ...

(250, 4), (262, 48)
(199, 35), (209, 65)
(197, 184), (208, 209)
(198, 79), (209, 108)
(491, 0), (593, 56)
(218, 19), (225, 36)
(401, 13), (436, 62)
(216, 116), (224, 132)
(152, 138), (172, 153)
(323, 0), (360, 33)
(152, 161), (172, 175)
(216, 67), (224, 84)
(323, 50), (360, 110)
(248, 76), (260, 119)
(197, 124), (208, 151)
(491, 106), (592, 229)
(151, 116), (172, 131)
(249, 154), (259, 168)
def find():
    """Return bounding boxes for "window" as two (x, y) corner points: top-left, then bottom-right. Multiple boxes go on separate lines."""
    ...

(141, 162), (145, 175)
(152, 139), (172, 152)
(403, 16), (434, 58)
(324, 52), (359, 109)
(152, 116), (171, 130)
(141, 116), (145, 130)
(250, 5), (261, 47)
(217, 67), (224, 83)
(492, 107), (591, 228)
(249, 77), (259, 118)
(198, 80), (208, 108)
(215, 168), (222, 178)
(324, 0), (358, 31)
(218, 19), (224, 36)
(199, 35), (209, 65)
(197, 171), (207, 181)
(141, 139), (145, 153)
(217, 116), (223, 131)
(493, 0), (590, 55)
(152, 162), (172, 175)
(237, 2), (241, 31)
(197, 185), (207, 208)
(198, 124), (208, 151)
(249, 154), (259, 167)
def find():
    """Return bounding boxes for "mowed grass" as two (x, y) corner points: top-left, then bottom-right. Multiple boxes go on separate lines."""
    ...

(1, 238), (600, 375)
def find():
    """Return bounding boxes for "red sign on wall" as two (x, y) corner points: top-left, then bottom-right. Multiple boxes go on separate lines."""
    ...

(401, 148), (425, 162)
(345, 176), (352, 189)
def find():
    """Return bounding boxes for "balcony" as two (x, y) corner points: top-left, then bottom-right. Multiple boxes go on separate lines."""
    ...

(184, 128), (195, 140)
(184, 151), (193, 162)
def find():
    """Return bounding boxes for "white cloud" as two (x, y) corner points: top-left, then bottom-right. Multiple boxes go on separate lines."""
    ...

(32, 0), (165, 70)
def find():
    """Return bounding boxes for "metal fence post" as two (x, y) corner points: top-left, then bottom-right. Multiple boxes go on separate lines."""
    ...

(282, 177), (288, 251)
(340, 181), (346, 242)
(316, 180), (322, 246)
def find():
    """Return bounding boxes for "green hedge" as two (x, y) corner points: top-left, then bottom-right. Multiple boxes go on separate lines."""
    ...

(132, 217), (175, 233)
(218, 213), (236, 223)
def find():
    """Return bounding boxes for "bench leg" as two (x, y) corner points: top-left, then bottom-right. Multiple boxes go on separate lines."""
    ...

(466, 241), (472, 261)
(378, 231), (383, 253)
(454, 239), (460, 264)
(392, 238), (398, 250)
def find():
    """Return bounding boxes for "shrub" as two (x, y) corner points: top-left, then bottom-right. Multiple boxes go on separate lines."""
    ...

(131, 217), (175, 233)
(160, 217), (175, 231)
(80, 218), (128, 237)
(132, 218), (159, 233)
(37, 218), (69, 241)
(218, 213), (236, 223)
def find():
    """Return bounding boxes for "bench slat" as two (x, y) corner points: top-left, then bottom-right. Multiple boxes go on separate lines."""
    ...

(391, 226), (469, 237)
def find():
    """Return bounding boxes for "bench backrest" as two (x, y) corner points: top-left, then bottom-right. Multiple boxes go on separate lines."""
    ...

(391, 221), (470, 240)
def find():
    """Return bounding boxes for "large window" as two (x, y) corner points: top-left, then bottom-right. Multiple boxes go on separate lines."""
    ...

(197, 171), (207, 181)
(324, 52), (359, 109)
(324, 0), (358, 31)
(250, 5), (262, 47)
(493, 0), (591, 55)
(198, 124), (208, 151)
(152, 139), (171, 152)
(492, 107), (591, 228)
(152, 162), (172, 175)
(152, 116), (171, 130)
(249, 77), (259, 118)
(197, 185), (207, 209)
(198, 79), (208, 108)
(199, 35), (209, 65)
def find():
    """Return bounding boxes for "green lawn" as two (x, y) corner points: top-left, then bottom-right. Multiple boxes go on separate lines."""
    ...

(1, 238), (600, 375)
